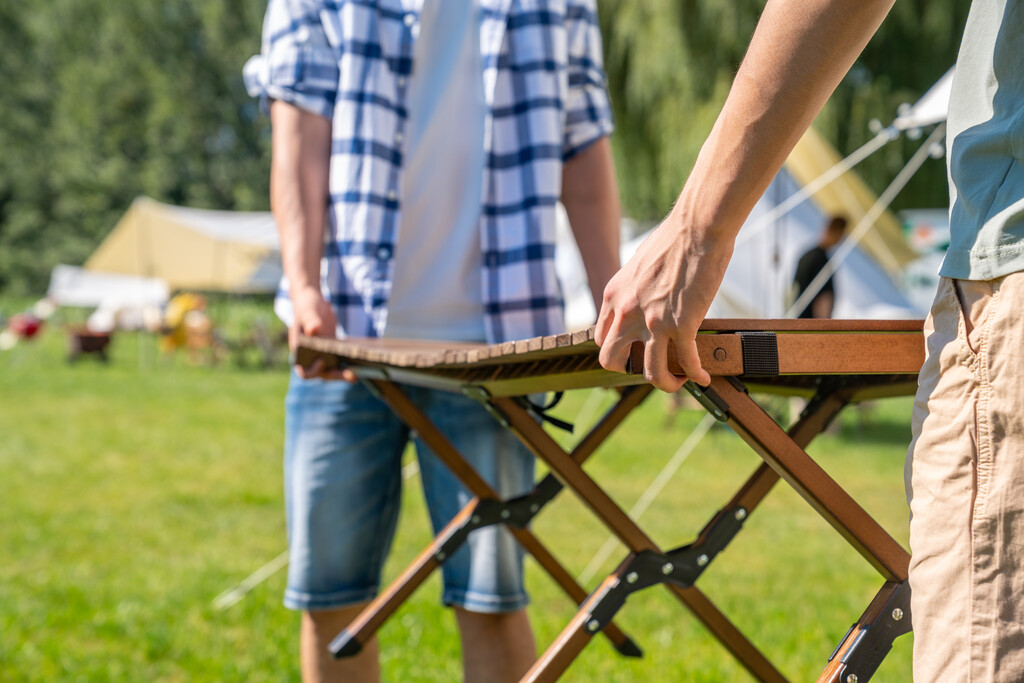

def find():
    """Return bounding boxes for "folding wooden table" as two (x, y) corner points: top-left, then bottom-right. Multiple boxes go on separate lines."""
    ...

(296, 319), (924, 682)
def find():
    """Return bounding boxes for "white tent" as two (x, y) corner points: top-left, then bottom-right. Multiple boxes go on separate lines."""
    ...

(704, 168), (917, 319)
(892, 69), (953, 132)
(47, 264), (169, 309)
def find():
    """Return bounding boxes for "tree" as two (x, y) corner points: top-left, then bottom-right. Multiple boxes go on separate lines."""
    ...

(0, 0), (271, 295)
(0, 0), (972, 294)
(599, 0), (970, 224)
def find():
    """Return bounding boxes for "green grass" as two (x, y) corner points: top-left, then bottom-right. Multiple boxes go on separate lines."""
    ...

(0, 322), (914, 681)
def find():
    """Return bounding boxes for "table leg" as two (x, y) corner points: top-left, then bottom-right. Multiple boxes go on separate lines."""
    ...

(331, 382), (651, 658)
(493, 396), (785, 682)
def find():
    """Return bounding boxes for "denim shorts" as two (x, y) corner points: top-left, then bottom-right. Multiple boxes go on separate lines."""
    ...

(282, 372), (535, 613)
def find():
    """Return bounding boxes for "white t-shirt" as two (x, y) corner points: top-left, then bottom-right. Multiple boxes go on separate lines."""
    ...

(384, 0), (487, 342)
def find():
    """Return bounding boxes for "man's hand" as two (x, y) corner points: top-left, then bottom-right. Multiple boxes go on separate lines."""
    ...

(595, 214), (730, 392)
(289, 286), (354, 381)
(595, 0), (896, 393)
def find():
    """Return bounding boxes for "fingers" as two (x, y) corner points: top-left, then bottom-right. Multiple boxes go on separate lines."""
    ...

(597, 310), (642, 374)
(675, 334), (710, 387)
(643, 334), (686, 393)
(294, 356), (357, 382)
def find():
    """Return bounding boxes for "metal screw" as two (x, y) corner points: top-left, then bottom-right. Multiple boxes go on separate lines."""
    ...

(661, 562), (674, 575)
(846, 675), (858, 683)
(587, 619), (600, 632)
(735, 508), (747, 521)
(626, 572), (639, 584)
(892, 608), (904, 621)
(500, 509), (511, 519)
(696, 554), (709, 567)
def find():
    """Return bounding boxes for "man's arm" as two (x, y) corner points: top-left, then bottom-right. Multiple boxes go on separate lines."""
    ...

(595, 0), (896, 391)
(561, 137), (621, 312)
(270, 99), (344, 378)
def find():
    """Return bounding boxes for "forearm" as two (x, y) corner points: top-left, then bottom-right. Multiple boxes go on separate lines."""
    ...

(669, 0), (895, 244)
(561, 137), (621, 308)
(269, 100), (332, 293)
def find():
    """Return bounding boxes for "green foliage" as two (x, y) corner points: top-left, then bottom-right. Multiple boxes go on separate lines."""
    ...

(0, 326), (914, 680)
(0, 1), (971, 293)
(601, 0), (971, 222)
(0, 0), (270, 295)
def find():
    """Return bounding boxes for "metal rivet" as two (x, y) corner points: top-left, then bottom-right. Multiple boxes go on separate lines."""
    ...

(693, 389), (702, 397)
(661, 562), (674, 575)
(735, 508), (747, 521)
(696, 554), (709, 567)
(500, 509), (511, 519)
(471, 515), (481, 524)
(587, 619), (600, 632)
(436, 552), (446, 561)
(892, 608), (904, 621)
(713, 409), (723, 417)
(529, 504), (539, 513)
(714, 347), (727, 361)
(626, 572), (639, 584)
(846, 675), (858, 683)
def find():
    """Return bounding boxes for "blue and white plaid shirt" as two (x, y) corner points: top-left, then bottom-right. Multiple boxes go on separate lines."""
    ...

(245, 0), (613, 343)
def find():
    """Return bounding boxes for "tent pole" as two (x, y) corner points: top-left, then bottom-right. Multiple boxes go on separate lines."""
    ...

(735, 129), (895, 249)
(784, 123), (947, 320)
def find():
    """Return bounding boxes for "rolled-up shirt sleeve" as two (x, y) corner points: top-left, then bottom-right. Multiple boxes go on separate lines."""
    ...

(563, 0), (614, 160)
(243, 0), (339, 120)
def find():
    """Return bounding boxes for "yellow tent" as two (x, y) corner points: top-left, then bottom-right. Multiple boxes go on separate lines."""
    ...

(85, 197), (282, 293)
(785, 127), (917, 274)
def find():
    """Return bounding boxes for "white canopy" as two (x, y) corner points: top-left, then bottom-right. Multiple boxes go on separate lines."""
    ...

(47, 264), (170, 309)
(892, 69), (953, 131)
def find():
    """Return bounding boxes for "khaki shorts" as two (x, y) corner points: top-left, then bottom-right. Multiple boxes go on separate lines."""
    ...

(907, 273), (1024, 681)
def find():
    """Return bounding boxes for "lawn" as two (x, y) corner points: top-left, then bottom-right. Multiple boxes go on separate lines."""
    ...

(0, 317), (915, 681)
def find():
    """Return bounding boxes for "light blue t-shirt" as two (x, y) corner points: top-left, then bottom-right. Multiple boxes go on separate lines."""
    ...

(942, 0), (1024, 280)
(384, 0), (488, 341)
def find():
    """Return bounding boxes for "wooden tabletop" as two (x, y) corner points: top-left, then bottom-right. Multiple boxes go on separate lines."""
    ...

(295, 320), (925, 398)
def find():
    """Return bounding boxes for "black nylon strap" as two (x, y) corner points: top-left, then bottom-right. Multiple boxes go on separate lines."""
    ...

(740, 332), (779, 377)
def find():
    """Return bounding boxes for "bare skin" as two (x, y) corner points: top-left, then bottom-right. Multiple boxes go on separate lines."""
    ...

(595, 0), (897, 392)
(302, 607), (535, 683)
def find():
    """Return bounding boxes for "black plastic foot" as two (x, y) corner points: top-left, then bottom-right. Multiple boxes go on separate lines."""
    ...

(614, 636), (643, 658)
(329, 631), (364, 659)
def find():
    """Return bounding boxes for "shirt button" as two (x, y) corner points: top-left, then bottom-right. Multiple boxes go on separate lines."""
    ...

(387, 189), (397, 201)
(403, 13), (415, 27)
(376, 245), (392, 260)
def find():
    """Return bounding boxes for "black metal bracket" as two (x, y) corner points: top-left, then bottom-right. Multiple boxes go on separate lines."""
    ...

(829, 581), (912, 682)
(798, 376), (854, 429)
(684, 380), (731, 422)
(461, 385), (513, 430)
(433, 484), (562, 562)
(582, 505), (749, 633)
